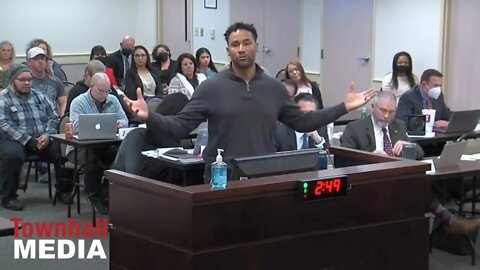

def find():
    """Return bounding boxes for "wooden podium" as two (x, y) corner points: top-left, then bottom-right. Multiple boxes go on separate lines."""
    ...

(106, 147), (431, 270)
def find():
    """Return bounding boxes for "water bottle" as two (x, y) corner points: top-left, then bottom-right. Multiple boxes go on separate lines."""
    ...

(360, 107), (367, 119)
(211, 149), (227, 190)
(194, 128), (208, 156)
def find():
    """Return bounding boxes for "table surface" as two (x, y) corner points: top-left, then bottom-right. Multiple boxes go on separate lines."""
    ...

(51, 133), (122, 147)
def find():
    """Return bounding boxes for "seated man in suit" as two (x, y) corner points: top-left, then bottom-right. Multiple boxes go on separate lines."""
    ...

(0, 64), (59, 210)
(276, 93), (328, 151)
(68, 72), (128, 214)
(341, 90), (480, 234)
(396, 69), (453, 129)
(106, 35), (135, 90)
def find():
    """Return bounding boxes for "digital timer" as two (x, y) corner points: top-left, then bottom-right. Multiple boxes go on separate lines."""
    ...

(299, 176), (348, 201)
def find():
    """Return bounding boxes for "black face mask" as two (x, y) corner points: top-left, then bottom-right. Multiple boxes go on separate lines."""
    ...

(95, 56), (106, 65)
(397, 65), (409, 74)
(121, 48), (132, 56)
(155, 52), (169, 63)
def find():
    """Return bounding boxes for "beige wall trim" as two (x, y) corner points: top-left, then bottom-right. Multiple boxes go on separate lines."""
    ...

(16, 54), (90, 65)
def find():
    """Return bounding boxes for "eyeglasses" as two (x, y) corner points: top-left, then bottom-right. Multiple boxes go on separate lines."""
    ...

(16, 78), (32, 83)
(94, 86), (111, 95)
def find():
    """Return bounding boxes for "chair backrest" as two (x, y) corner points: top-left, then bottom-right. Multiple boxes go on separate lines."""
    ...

(62, 81), (76, 97)
(147, 97), (163, 112)
(275, 68), (287, 80)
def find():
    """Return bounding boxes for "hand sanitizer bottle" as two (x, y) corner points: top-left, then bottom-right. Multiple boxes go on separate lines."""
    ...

(211, 149), (227, 190)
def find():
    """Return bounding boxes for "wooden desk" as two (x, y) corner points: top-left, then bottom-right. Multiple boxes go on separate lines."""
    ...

(50, 134), (122, 218)
(107, 147), (430, 270)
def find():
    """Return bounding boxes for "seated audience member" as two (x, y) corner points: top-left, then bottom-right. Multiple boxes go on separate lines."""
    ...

(90, 45), (118, 89)
(276, 93), (328, 151)
(168, 53), (207, 99)
(112, 92), (189, 181)
(151, 44), (176, 87)
(195, 47), (218, 79)
(341, 90), (480, 233)
(68, 73), (128, 214)
(285, 60), (323, 109)
(27, 38), (66, 82)
(106, 35), (135, 90)
(282, 79), (298, 98)
(0, 64), (59, 211)
(381, 51), (417, 98)
(66, 60), (124, 114)
(0, 40), (16, 89)
(397, 69), (452, 128)
(124, 45), (162, 100)
(27, 47), (66, 117)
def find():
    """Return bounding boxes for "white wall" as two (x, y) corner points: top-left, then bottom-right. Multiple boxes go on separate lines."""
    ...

(300, 0), (322, 74)
(192, 0), (230, 63)
(2, 0), (157, 56)
(373, 0), (444, 80)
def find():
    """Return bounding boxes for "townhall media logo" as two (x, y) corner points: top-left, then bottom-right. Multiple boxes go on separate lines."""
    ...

(5, 217), (108, 259)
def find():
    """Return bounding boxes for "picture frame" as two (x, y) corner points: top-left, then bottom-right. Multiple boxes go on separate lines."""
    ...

(204, 0), (217, 9)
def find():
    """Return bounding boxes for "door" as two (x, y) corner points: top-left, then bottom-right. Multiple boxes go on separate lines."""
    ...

(230, 0), (300, 75)
(322, 0), (374, 106)
(161, 0), (192, 58)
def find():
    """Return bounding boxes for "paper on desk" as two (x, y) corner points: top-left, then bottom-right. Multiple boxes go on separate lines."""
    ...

(475, 123), (480, 131)
(461, 154), (480, 161)
(420, 159), (435, 174)
(407, 132), (435, 138)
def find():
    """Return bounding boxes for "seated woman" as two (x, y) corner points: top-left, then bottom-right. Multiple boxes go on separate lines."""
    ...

(0, 40), (15, 89)
(151, 44), (176, 87)
(168, 53), (207, 99)
(195, 47), (218, 79)
(285, 60), (323, 109)
(124, 45), (162, 100)
(89, 45), (119, 89)
(381, 51), (417, 99)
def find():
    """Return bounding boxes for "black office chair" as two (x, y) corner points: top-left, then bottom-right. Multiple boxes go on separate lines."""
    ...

(275, 68), (287, 80)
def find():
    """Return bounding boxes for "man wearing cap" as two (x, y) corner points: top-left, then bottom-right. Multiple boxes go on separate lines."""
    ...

(0, 64), (59, 210)
(26, 47), (66, 117)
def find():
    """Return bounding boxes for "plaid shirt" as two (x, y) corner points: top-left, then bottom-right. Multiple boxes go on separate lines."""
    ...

(0, 87), (59, 145)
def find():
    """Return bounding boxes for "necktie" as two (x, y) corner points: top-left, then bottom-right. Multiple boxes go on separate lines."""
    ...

(124, 56), (130, 78)
(301, 134), (309, 149)
(382, 128), (394, 156)
(426, 96), (432, 109)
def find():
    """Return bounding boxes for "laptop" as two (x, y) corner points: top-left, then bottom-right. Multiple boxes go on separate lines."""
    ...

(432, 141), (467, 170)
(434, 109), (480, 133)
(76, 113), (117, 140)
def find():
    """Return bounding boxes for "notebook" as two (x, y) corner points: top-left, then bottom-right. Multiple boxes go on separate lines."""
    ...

(76, 113), (117, 140)
(434, 109), (480, 133)
(433, 141), (467, 170)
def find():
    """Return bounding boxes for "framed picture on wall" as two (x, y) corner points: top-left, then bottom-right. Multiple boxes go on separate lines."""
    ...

(204, 0), (217, 9)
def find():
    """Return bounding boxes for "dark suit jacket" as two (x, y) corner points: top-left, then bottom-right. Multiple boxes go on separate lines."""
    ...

(340, 117), (424, 159)
(124, 68), (163, 100)
(310, 81), (324, 110)
(106, 50), (130, 87)
(396, 86), (453, 123)
(276, 123), (329, 151)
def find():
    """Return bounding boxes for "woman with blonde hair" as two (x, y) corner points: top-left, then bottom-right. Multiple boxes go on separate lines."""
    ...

(0, 40), (15, 89)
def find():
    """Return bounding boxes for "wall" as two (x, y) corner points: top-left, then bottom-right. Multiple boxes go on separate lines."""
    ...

(192, 0), (230, 63)
(373, 0), (444, 81)
(445, 0), (480, 110)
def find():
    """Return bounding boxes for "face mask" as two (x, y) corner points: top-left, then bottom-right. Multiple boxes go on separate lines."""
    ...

(121, 48), (132, 56)
(427, 86), (441, 99)
(397, 65), (409, 74)
(95, 56), (106, 64)
(155, 52), (169, 63)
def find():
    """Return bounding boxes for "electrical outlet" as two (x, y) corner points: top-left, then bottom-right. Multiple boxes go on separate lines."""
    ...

(194, 27), (199, 36)
(210, 28), (215, 40)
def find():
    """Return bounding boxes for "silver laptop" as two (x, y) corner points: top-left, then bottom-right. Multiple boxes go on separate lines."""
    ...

(433, 141), (467, 169)
(77, 113), (117, 140)
(434, 109), (480, 133)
